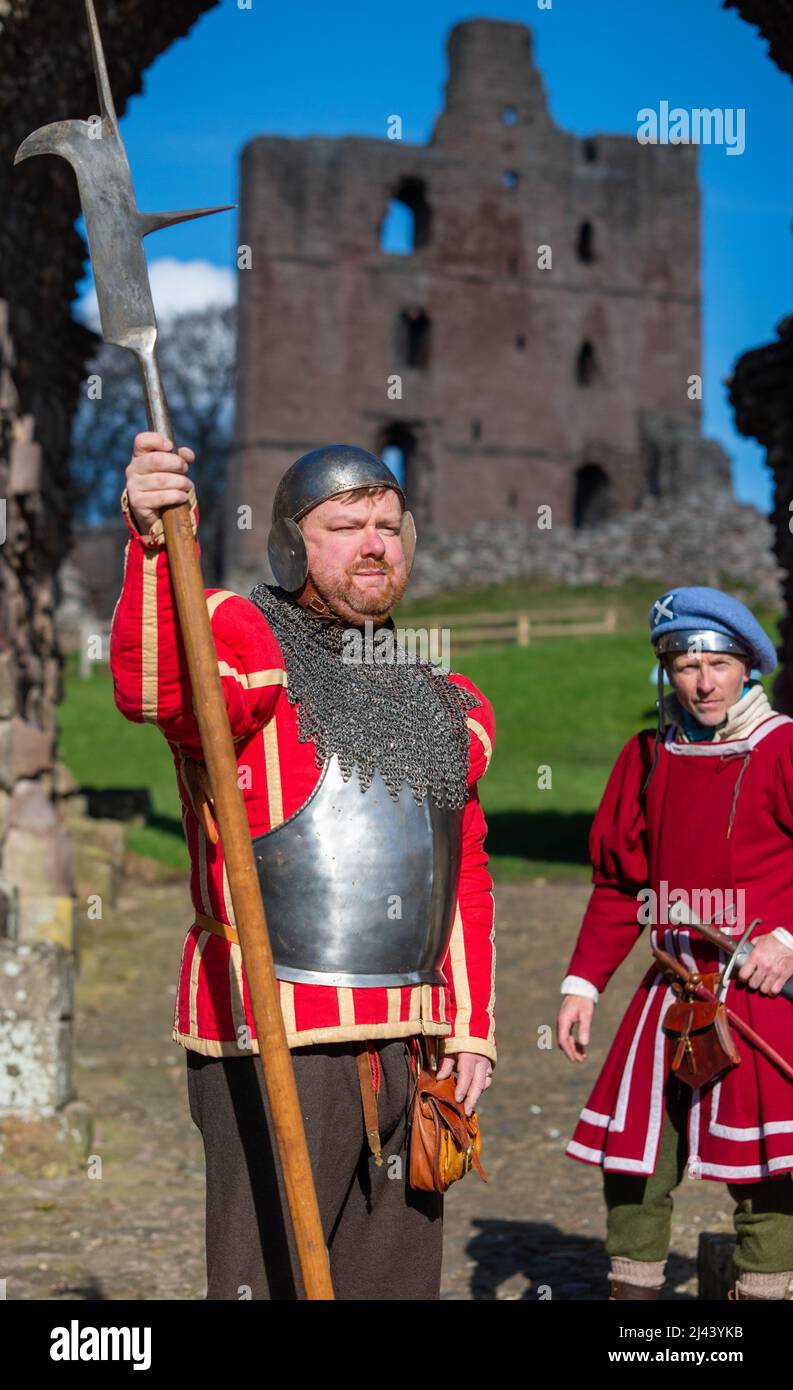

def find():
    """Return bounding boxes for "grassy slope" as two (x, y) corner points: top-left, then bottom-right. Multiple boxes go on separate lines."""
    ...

(58, 580), (781, 882)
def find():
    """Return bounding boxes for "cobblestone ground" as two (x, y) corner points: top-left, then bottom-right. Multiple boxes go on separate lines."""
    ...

(0, 874), (733, 1301)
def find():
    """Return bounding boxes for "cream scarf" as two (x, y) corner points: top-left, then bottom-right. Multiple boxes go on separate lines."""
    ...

(663, 681), (773, 743)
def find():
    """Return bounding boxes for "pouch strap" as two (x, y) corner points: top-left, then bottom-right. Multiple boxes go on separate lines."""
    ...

(356, 1045), (383, 1167)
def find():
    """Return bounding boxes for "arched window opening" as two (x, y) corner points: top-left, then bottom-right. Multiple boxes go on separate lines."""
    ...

(379, 177), (431, 254)
(574, 463), (612, 529)
(501, 105), (517, 126)
(379, 423), (417, 503)
(576, 340), (598, 387)
(577, 221), (595, 263)
(381, 444), (406, 490)
(394, 308), (431, 369)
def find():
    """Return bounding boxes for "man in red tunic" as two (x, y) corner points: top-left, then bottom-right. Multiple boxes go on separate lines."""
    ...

(557, 586), (793, 1300)
(110, 431), (497, 1300)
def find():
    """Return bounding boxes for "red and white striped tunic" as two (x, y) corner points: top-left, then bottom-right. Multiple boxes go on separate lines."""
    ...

(109, 487), (497, 1063)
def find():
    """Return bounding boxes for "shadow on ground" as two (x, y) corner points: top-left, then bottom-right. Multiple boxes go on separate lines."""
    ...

(462, 1219), (698, 1300)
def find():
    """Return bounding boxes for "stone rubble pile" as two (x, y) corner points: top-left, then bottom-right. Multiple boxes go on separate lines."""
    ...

(409, 492), (782, 609)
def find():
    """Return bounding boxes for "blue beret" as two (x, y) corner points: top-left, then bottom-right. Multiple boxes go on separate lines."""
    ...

(648, 586), (777, 675)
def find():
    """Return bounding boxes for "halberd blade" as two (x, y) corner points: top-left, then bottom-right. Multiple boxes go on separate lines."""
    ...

(13, 0), (234, 359)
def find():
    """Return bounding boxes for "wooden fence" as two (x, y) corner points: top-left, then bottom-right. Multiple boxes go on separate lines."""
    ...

(401, 606), (618, 650)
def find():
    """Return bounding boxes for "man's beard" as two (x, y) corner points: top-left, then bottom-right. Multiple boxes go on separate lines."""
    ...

(313, 564), (407, 620)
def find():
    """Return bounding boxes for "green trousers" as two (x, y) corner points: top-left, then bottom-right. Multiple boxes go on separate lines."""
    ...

(604, 1076), (793, 1272)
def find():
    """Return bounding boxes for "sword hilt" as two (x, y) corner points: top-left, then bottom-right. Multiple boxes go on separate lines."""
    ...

(722, 920), (793, 1004)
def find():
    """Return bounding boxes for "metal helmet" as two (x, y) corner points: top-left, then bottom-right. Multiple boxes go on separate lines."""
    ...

(653, 630), (753, 663)
(266, 444), (416, 591)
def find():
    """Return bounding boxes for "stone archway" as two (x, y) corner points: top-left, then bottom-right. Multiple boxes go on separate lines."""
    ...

(573, 462), (613, 528)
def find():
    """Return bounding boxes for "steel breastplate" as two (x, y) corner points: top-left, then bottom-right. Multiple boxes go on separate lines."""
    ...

(251, 753), (464, 987)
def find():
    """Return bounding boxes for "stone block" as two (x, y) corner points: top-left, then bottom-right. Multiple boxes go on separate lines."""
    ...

(0, 652), (14, 719)
(53, 760), (80, 798)
(0, 939), (74, 1021)
(9, 778), (57, 830)
(60, 794), (89, 821)
(10, 717), (53, 779)
(2, 822), (74, 896)
(0, 939), (74, 1120)
(68, 815), (128, 861)
(8, 437), (42, 496)
(18, 894), (75, 952)
(70, 838), (122, 910)
(697, 1232), (735, 1300)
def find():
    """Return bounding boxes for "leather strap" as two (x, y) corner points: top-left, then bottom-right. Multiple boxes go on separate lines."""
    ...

(356, 1046), (383, 1167)
(195, 911), (240, 944)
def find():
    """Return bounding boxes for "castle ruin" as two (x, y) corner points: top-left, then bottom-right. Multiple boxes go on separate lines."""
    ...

(227, 17), (717, 588)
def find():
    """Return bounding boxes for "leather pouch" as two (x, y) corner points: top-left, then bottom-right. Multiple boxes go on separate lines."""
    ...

(663, 996), (741, 1089)
(408, 1064), (488, 1194)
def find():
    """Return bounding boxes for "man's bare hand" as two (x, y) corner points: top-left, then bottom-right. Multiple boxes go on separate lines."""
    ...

(737, 933), (793, 997)
(125, 431), (195, 535)
(557, 995), (594, 1063)
(436, 1051), (493, 1116)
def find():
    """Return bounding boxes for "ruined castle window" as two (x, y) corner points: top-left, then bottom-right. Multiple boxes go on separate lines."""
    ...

(382, 444), (406, 489)
(507, 254), (519, 274)
(573, 463), (612, 529)
(379, 177), (431, 254)
(577, 221), (595, 263)
(503, 170), (519, 190)
(507, 488), (519, 509)
(395, 308), (431, 369)
(582, 139), (598, 163)
(516, 333), (526, 349)
(501, 105), (517, 126)
(379, 423), (417, 498)
(471, 420), (481, 441)
(576, 340), (598, 386)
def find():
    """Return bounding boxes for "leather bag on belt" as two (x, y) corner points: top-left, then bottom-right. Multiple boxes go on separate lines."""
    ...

(407, 1039), (487, 1193)
(661, 969), (741, 1090)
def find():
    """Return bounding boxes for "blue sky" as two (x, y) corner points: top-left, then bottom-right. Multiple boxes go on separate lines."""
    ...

(81, 0), (793, 512)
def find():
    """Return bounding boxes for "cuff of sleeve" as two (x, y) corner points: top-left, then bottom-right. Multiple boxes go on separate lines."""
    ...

(560, 975), (599, 1003)
(440, 1035), (497, 1066)
(772, 927), (793, 952)
(120, 484), (198, 549)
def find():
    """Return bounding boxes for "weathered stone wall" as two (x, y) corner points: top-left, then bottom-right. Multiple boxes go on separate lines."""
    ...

(227, 17), (705, 592)
(725, 2), (793, 710)
(0, 0), (216, 1128)
(408, 491), (781, 611)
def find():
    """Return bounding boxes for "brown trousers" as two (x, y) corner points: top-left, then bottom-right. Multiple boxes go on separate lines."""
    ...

(186, 1038), (444, 1300)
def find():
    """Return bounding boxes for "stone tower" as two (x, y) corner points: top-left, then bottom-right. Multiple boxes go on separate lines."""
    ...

(226, 18), (702, 588)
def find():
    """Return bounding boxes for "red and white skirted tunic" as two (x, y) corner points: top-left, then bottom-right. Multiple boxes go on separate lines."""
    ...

(109, 487), (497, 1063)
(564, 706), (793, 1183)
